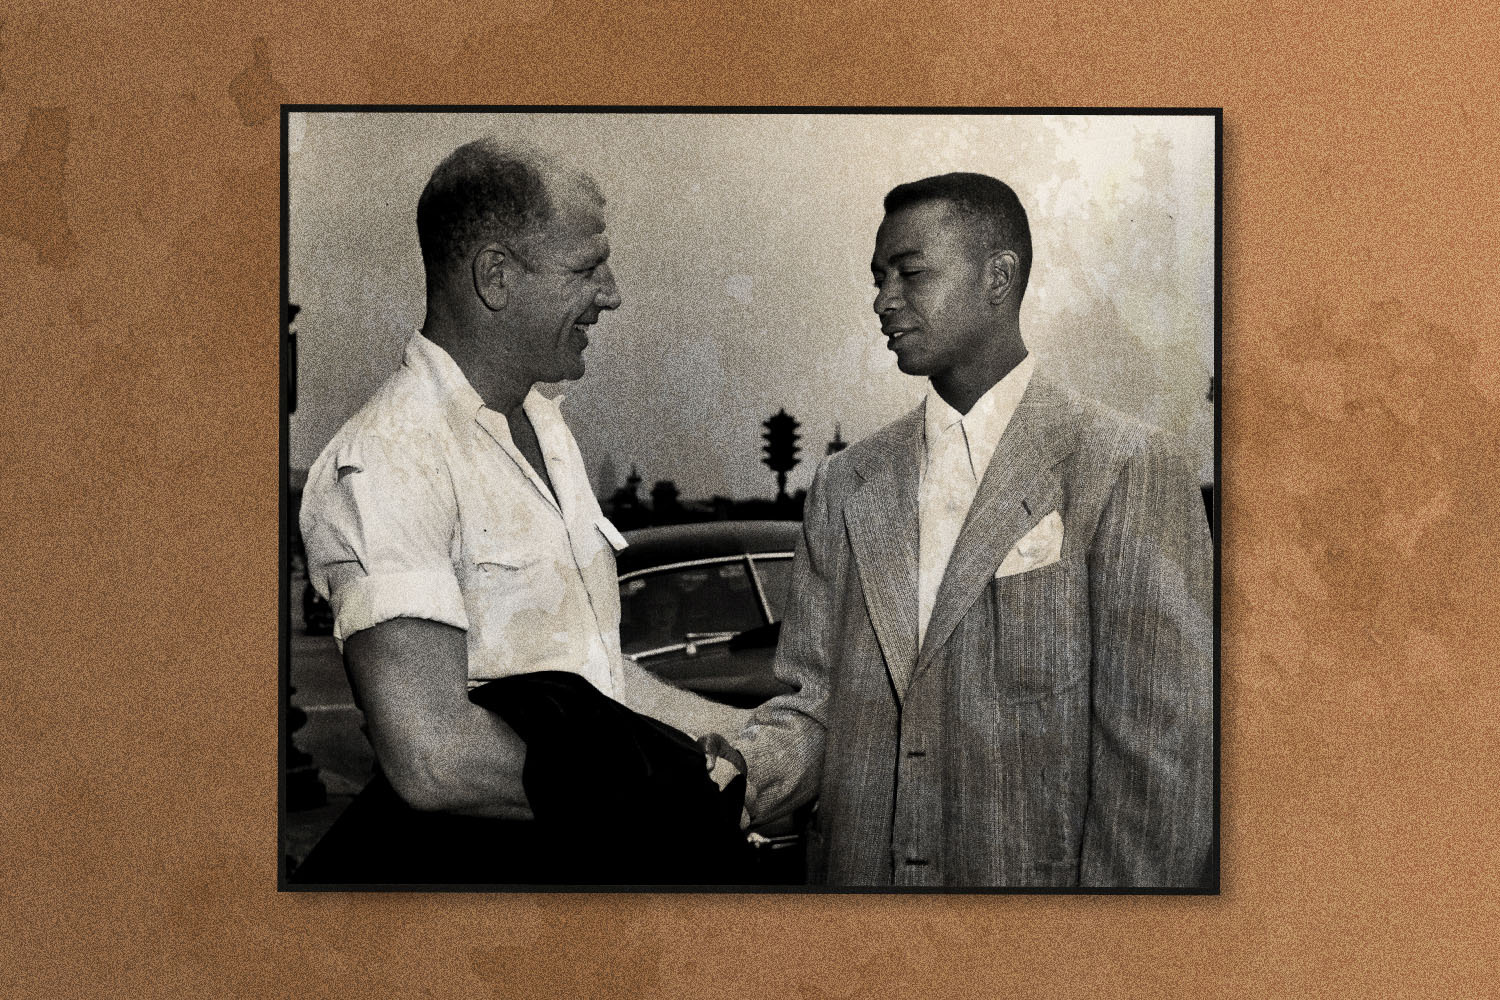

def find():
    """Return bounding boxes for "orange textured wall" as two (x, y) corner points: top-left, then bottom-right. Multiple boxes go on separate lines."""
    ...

(1, 2), (1496, 996)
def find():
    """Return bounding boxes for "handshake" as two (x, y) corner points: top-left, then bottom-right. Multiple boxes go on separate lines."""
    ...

(700, 732), (752, 829)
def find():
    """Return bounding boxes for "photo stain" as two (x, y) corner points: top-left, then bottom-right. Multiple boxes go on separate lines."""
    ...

(228, 36), (284, 127)
(0, 106), (75, 268)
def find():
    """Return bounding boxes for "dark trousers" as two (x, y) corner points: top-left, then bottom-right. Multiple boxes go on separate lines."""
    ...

(291, 770), (756, 886)
(291, 671), (756, 887)
(290, 774), (580, 886)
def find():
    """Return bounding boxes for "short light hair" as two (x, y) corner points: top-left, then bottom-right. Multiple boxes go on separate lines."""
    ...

(416, 137), (601, 291)
(883, 172), (1033, 304)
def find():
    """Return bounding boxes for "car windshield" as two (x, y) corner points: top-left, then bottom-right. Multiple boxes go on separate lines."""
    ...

(619, 560), (766, 655)
(750, 554), (793, 621)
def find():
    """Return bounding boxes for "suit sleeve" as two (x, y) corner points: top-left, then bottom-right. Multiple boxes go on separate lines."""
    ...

(730, 458), (841, 824)
(1080, 431), (1214, 887)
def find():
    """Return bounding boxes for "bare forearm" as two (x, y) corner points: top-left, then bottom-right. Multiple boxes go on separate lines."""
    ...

(344, 618), (534, 819)
(368, 699), (533, 818)
(418, 704), (534, 818)
(618, 658), (752, 740)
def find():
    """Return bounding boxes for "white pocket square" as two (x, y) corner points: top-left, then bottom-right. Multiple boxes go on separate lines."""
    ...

(995, 510), (1064, 578)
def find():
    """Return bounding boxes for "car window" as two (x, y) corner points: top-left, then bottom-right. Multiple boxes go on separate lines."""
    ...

(749, 554), (794, 621)
(619, 560), (765, 655)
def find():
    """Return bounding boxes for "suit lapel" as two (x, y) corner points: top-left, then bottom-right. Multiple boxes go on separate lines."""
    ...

(912, 376), (1079, 681)
(843, 409), (923, 701)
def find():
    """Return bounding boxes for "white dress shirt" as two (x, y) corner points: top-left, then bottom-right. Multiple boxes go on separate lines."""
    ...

(917, 353), (1037, 648)
(300, 331), (628, 699)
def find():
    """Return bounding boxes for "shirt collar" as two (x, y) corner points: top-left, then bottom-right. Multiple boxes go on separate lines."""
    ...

(403, 330), (563, 435)
(404, 330), (486, 433)
(922, 352), (1037, 479)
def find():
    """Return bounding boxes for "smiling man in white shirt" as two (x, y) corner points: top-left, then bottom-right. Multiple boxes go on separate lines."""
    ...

(298, 138), (743, 882)
(713, 172), (1215, 887)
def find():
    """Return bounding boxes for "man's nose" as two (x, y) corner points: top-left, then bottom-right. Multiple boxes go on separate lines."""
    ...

(594, 264), (622, 310)
(873, 282), (899, 316)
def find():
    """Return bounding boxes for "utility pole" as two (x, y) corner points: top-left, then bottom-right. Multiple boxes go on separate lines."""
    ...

(287, 302), (300, 414)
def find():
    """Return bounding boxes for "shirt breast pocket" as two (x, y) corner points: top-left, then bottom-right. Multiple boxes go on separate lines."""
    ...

(987, 553), (1091, 703)
(465, 541), (542, 593)
(472, 550), (538, 572)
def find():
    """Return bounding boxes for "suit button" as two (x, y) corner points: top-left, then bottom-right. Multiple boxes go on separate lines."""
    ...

(904, 857), (929, 866)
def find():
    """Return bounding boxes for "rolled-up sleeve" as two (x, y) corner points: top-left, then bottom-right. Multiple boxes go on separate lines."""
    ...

(299, 433), (468, 648)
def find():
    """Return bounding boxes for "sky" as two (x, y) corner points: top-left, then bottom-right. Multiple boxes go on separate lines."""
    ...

(288, 111), (1216, 499)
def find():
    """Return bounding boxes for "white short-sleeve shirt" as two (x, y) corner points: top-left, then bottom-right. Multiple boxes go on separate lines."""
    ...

(299, 331), (627, 699)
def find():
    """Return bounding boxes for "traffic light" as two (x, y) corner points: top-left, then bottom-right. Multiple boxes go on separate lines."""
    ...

(761, 409), (801, 500)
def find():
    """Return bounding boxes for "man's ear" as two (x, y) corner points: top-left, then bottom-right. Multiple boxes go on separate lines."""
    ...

(472, 244), (511, 311)
(986, 249), (1019, 305)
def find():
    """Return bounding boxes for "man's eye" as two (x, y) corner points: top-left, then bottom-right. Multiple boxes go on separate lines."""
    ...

(900, 269), (925, 278)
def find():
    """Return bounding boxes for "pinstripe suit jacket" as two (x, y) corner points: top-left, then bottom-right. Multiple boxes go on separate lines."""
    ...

(734, 374), (1214, 887)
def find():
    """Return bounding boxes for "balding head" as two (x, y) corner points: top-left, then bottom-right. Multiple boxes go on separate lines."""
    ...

(416, 137), (604, 295)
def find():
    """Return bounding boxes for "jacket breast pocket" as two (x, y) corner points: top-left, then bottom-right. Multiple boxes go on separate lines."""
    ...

(988, 554), (1091, 704)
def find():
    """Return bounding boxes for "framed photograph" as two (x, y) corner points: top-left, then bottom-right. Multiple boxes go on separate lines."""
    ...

(280, 107), (1219, 892)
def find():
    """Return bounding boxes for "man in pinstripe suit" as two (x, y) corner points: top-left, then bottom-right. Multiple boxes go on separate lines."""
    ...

(709, 172), (1214, 887)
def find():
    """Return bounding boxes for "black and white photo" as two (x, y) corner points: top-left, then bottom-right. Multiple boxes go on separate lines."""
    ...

(281, 109), (1219, 890)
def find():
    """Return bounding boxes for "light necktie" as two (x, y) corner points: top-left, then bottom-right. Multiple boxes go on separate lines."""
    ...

(918, 416), (978, 649)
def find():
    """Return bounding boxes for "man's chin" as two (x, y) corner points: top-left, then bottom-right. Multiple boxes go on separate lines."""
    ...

(538, 361), (586, 385)
(892, 350), (930, 376)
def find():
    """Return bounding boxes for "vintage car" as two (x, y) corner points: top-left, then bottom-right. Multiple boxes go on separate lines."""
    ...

(616, 519), (811, 880)
(617, 520), (800, 707)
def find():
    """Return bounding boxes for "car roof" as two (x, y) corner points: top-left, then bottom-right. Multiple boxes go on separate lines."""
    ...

(616, 520), (800, 575)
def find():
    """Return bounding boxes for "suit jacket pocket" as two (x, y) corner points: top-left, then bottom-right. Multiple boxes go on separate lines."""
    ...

(988, 554), (1091, 704)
